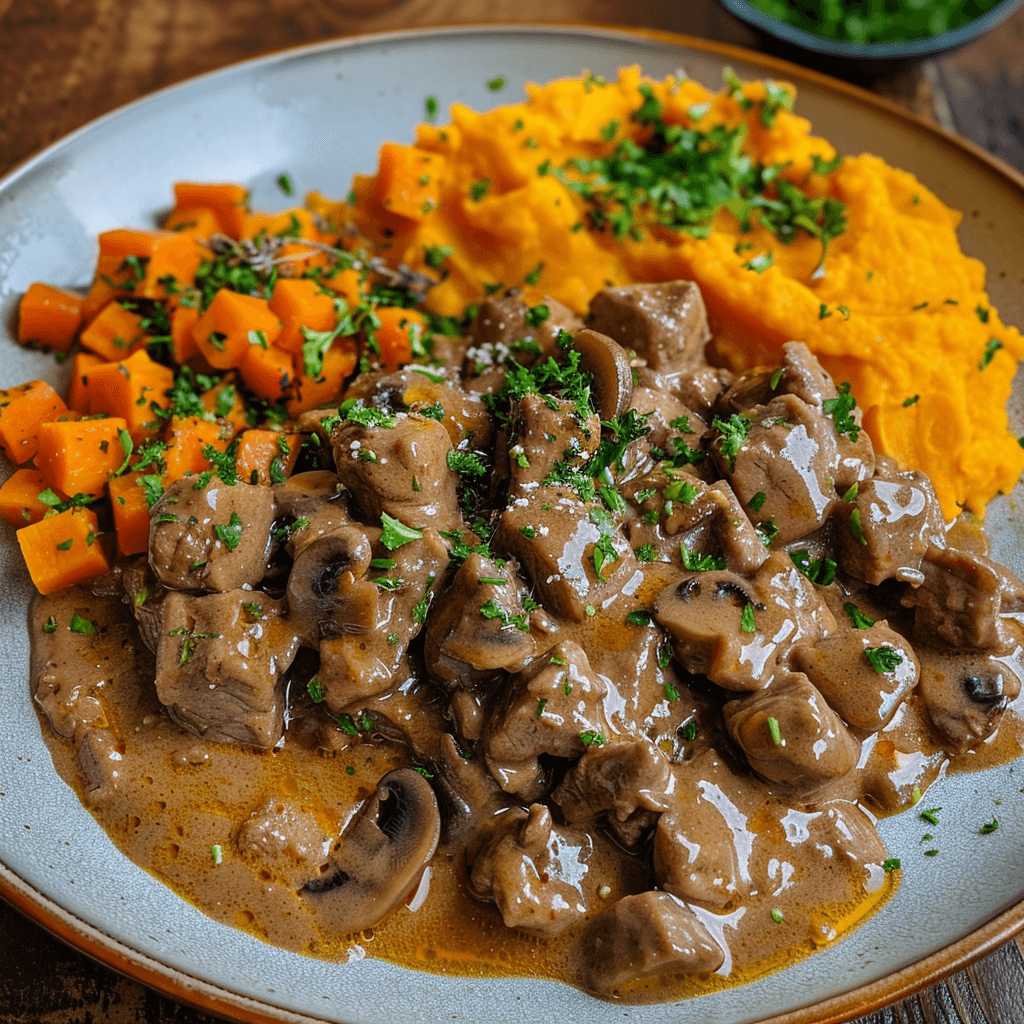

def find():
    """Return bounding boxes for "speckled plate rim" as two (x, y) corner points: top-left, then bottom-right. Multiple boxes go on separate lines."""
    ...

(2, 21), (1024, 1024)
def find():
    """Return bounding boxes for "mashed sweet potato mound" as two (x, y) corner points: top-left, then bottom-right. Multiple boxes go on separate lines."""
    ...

(320, 66), (1024, 520)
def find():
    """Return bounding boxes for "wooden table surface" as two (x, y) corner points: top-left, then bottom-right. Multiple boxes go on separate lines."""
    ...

(2, 2), (1024, 1023)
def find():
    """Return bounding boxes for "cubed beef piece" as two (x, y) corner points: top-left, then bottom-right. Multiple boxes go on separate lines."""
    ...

(482, 639), (608, 801)
(497, 488), (637, 622)
(149, 478), (276, 592)
(423, 552), (537, 691)
(468, 804), (592, 937)
(834, 473), (946, 586)
(507, 393), (598, 494)
(712, 393), (840, 546)
(331, 413), (461, 532)
(791, 623), (918, 734)
(588, 280), (710, 372)
(578, 890), (724, 995)
(723, 670), (860, 795)
(900, 544), (1024, 651)
(155, 589), (299, 748)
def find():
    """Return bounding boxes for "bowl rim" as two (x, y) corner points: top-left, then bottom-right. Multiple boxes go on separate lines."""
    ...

(718, 0), (1024, 59)
(2, 19), (1024, 1024)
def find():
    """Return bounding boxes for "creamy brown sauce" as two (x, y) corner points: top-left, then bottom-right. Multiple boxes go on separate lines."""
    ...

(25, 289), (1024, 1004)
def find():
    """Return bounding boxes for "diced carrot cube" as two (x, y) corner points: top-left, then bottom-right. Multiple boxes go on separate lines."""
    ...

(79, 302), (149, 361)
(81, 349), (174, 441)
(373, 306), (424, 371)
(173, 183), (249, 239)
(269, 278), (337, 352)
(67, 352), (108, 414)
(17, 283), (85, 352)
(287, 338), (358, 415)
(170, 302), (201, 364)
(320, 267), (364, 307)
(0, 380), (69, 464)
(375, 143), (445, 221)
(240, 342), (295, 401)
(162, 416), (228, 482)
(163, 207), (221, 238)
(108, 473), (152, 556)
(200, 376), (248, 436)
(191, 288), (282, 370)
(234, 430), (302, 485)
(17, 507), (110, 595)
(0, 468), (61, 527)
(35, 417), (129, 497)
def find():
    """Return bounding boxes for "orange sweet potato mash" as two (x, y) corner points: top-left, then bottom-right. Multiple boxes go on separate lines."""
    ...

(321, 66), (1024, 520)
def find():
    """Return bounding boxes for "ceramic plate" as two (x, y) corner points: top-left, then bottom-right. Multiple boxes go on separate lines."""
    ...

(2, 24), (1024, 1024)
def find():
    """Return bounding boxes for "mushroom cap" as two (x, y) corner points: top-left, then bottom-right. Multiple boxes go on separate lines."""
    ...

(572, 328), (634, 421)
(303, 767), (441, 934)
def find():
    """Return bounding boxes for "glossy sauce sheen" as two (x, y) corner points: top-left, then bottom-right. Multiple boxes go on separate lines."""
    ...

(27, 315), (1024, 1003)
(33, 578), (1022, 1002)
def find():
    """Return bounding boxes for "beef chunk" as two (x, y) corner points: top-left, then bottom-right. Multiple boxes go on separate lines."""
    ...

(482, 639), (608, 801)
(653, 750), (759, 910)
(900, 545), (1024, 651)
(316, 528), (448, 709)
(155, 589), (300, 748)
(272, 471), (351, 557)
(78, 727), (122, 808)
(331, 413), (461, 532)
(423, 552), (537, 691)
(628, 367), (708, 452)
(654, 552), (836, 692)
(578, 890), (724, 995)
(791, 623), (919, 733)
(149, 478), (276, 592)
(235, 796), (331, 889)
(723, 670), (860, 795)
(507, 393), (599, 494)
(835, 473), (946, 586)
(588, 281), (710, 372)
(497, 488), (637, 622)
(468, 804), (592, 937)
(712, 393), (840, 546)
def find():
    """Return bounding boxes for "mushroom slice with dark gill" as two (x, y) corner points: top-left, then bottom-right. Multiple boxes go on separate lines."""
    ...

(302, 768), (441, 934)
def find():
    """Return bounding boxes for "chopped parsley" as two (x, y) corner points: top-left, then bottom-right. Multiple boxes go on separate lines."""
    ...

(822, 382), (861, 441)
(979, 337), (1003, 370)
(740, 602), (756, 633)
(766, 716), (782, 746)
(843, 602), (875, 629)
(790, 550), (837, 586)
(865, 646), (903, 673)
(380, 512), (424, 550)
(213, 512), (243, 550)
(680, 546), (726, 572)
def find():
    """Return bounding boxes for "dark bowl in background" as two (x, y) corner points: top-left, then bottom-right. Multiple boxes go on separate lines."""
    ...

(718, 0), (1024, 77)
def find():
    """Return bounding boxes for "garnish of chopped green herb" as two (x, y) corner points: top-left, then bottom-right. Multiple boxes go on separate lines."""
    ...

(42, 616), (57, 633)
(979, 337), (1003, 370)
(242, 602), (263, 621)
(919, 807), (941, 826)
(469, 178), (490, 201)
(447, 449), (487, 476)
(712, 413), (752, 471)
(743, 251), (774, 273)
(307, 677), (324, 703)
(374, 576), (405, 591)
(822, 382), (861, 441)
(882, 858), (901, 872)
(766, 715), (782, 746)
(56, 538), (73, 551)
(211, 844), (223, 865)
(771, 908), (784, 923)
(976, 305), (990, 323)
(213, 512), (243, 550)
(980, 818), (1000, 834)
(740, 602), (756, 633)
(424, 244), (454, 270)
(664, 682), (681, 702)
(749, 491), (767, 512)
(903, 394), (920, 407)
(843, 602), (875, 629)
(865, 646), (903, 673)
(68, 612), (95, 635)
(680, 546), (726, 572)
(626, 610), (652, 626)
(380, 512), (424, 550)
(487, 76), (506, 90)
(536, 698), (548, 717)
(634, 543), (657, 562)
(848, 508), (868, 546)
(789, 550), (837, 586)
(478, 576), (507, 586)
(819, 303), (832, 320)
(168, 626), (219, 663)
(579, 730), (606, 748)
(425, 95), (438, 120)
(680, 719), (698, 741)
(479, 598), (530, 632)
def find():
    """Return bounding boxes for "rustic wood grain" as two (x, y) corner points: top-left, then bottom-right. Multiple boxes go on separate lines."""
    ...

(1, 2), (1022, 1022)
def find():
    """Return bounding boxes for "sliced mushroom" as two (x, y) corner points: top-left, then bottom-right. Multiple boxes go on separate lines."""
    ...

(285, 526), (376, 645)
(572, 328), (634, 420)
(303, 768), (440, 934)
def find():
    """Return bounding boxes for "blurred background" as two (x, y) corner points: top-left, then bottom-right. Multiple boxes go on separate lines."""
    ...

(1, 2), (1023, 1023)
(0, 0), (1022, 177)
